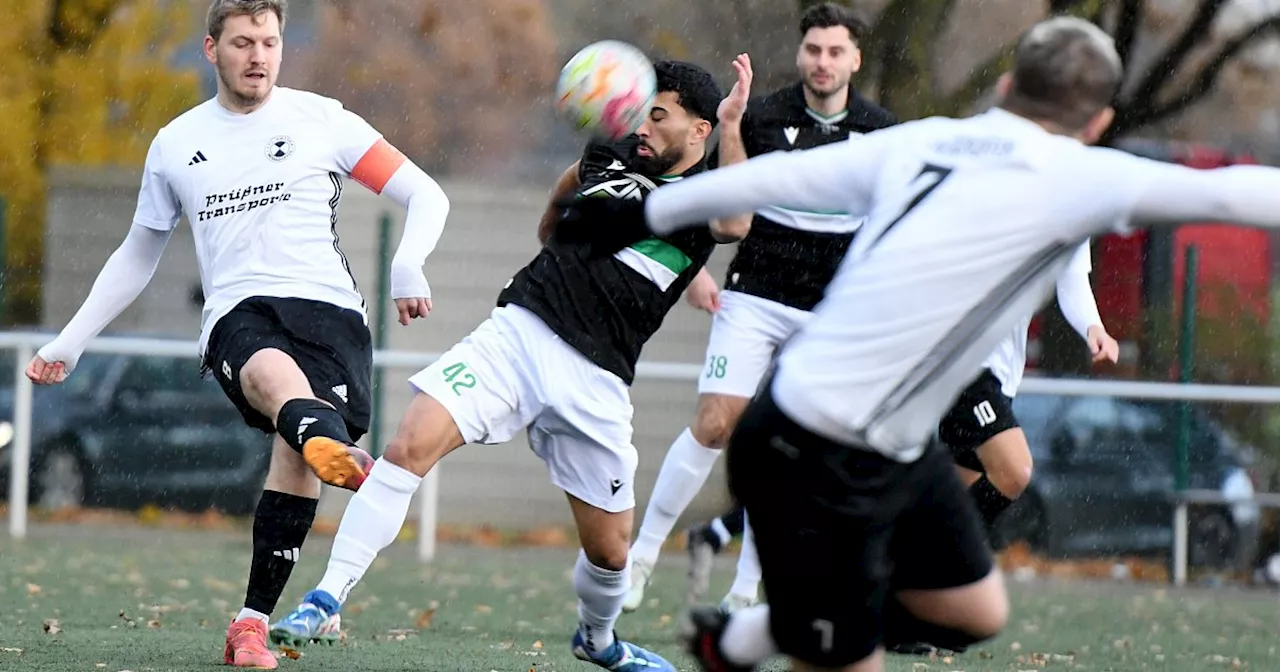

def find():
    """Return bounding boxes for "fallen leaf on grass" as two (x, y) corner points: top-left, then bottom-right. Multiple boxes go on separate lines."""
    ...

(474, 604), (492, 614)
(279, 646), (302, 660)
(532, 640), (543, 649)
(42, 618), (60, 634)
(1, 648), (22, 654)
(147, 620), (162, 629)
(95, 664), (105, 668)
(414, 608), (436, 629)
(26, 583), (41, 596)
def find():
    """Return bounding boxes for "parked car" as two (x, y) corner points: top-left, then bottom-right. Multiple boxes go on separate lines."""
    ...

(986, 392), (1260, 570)
(0, 351), (271, 515)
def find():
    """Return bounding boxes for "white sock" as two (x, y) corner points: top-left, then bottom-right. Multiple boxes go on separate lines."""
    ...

(721, 604), (778, 665)
(710, 517), (733, 547)
(573, 550), (629, 655)
(315, 458), (422, 604)
(728, 514), (762, 599)
(631, 428), (721, 565)
(235, 608), (269, 624)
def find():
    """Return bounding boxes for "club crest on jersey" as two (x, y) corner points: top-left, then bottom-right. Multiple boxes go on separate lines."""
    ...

(266, 135), (295, 162)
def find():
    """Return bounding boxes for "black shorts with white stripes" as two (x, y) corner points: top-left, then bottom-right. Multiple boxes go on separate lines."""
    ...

(937, 369), (1020, 472)
(202, 296), (372, 440)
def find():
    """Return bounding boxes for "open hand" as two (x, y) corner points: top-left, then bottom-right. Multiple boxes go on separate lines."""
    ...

(717, 53), (754, 127)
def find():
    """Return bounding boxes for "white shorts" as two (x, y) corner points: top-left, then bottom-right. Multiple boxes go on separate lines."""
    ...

(407, 304), (637, 512)
(698, 290), (812, 397)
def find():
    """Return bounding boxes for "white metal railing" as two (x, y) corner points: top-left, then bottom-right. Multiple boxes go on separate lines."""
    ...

(4, 332), (1279, 586)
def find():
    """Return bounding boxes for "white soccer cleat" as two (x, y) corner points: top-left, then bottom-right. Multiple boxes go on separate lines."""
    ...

(621, 558), (654, 613)
(718, 593), (759, 615)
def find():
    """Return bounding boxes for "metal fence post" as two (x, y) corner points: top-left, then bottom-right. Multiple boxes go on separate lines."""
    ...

(371, 212), (392, 457)
(9, 341), (34, 539)
(1173, 244), (1198, 586)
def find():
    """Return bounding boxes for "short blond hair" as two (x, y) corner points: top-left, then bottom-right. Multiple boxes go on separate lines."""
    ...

(206, 0), (287, 41)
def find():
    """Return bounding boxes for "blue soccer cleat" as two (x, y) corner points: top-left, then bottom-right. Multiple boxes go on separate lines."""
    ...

(571, 628), (676, 671)
(269, 589), (343, 647)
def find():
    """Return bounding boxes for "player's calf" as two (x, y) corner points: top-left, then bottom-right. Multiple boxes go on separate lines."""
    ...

(887, 571), (1009, 655)
(969, 429), (1034, 532)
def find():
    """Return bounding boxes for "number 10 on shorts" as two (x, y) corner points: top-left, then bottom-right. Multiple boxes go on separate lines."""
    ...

(973, 400), (997, 427)
(442, 362), (477, 396)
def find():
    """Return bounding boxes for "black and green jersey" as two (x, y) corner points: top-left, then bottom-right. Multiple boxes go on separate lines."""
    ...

(496, 137), (716, 385)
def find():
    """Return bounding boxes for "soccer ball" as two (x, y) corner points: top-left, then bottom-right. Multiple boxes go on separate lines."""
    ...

(555, 40), (657, 141)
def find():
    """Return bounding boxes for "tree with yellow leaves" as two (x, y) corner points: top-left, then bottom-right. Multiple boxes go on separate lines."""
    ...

(0, 0), (200, 324)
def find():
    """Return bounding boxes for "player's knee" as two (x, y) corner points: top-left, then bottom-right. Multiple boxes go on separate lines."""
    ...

(381, 393), (465, 477)
(582, 535), (630, 571)
(240, 348), (306, 408)
(958, 581), (1009, 641)
(964, 594), (1009, 641)
(691, 399), (744, 448)
(987, 461), (1033, 498)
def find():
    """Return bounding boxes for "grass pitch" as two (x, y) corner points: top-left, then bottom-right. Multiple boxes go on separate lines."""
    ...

(1, 522), (1278, 671)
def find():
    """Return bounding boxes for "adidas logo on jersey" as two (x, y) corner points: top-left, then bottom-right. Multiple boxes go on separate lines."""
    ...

(188, 150), (208, 165)
(331, 384), (348, 403)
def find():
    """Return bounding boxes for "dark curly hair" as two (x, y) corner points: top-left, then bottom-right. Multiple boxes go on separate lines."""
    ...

(653, 61), (724, 128)
(799, 2), (868, 43)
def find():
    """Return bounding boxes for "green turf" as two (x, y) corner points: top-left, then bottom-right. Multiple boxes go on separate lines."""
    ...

(2, 524), (1278, 671)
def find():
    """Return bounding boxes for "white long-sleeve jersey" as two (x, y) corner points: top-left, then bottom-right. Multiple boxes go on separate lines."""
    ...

(644, 108), (1280, 462)
(39, 86), (449, 370)
(985, 239), (1102, 397)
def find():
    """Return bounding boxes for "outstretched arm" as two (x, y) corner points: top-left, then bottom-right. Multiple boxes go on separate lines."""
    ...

(1055, 241), (1117, 364)
(707, 53), (755, 243)
(30, 224), (173, 383)
(352, 140), (451, 325)
(646, 133), (891, 237)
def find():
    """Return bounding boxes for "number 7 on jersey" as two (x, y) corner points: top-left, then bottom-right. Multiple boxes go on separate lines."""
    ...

(867, 163), (953, 251)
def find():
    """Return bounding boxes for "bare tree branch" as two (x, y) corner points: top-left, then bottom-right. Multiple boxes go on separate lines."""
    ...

(1108, 14), (1280, 139)
(1113, 0), (1143, 64)
(1125, 0), (1229, 109)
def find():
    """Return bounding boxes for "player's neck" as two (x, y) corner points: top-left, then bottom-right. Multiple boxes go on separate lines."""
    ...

(662, 146), (706, 178)
(804, 84), (848, 118)
(216, 85), (275, 115)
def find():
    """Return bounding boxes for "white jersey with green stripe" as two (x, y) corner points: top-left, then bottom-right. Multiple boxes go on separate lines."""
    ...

(496, 138), (717, 385)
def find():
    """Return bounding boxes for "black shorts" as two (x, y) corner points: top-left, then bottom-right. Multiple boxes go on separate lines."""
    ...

(727, 387), (993, 667)
(202, 296), (373, 441)
(937, 369), (1019, 472)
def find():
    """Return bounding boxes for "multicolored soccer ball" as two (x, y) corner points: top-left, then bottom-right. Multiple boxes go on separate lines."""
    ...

(555, 40), (657, 141)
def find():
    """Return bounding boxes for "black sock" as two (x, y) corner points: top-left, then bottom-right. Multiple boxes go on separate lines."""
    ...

(276, 398), (352, 454)
(969, 476), (1015, 531)
(882, 597), (988, 654)
(243, 491), (318, 615)
(718, 505), (746, 537)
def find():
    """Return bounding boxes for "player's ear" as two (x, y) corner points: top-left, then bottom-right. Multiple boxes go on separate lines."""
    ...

(1079, 106), (1115, 146)
(203, 35), (217, 65)
(691, 118), (713, 144)
(995, 72), (1013, 99)
(850, 46), (863, 74)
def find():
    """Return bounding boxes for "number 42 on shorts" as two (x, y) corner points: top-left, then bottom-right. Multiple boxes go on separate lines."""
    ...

(442, 362), (477, 396)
